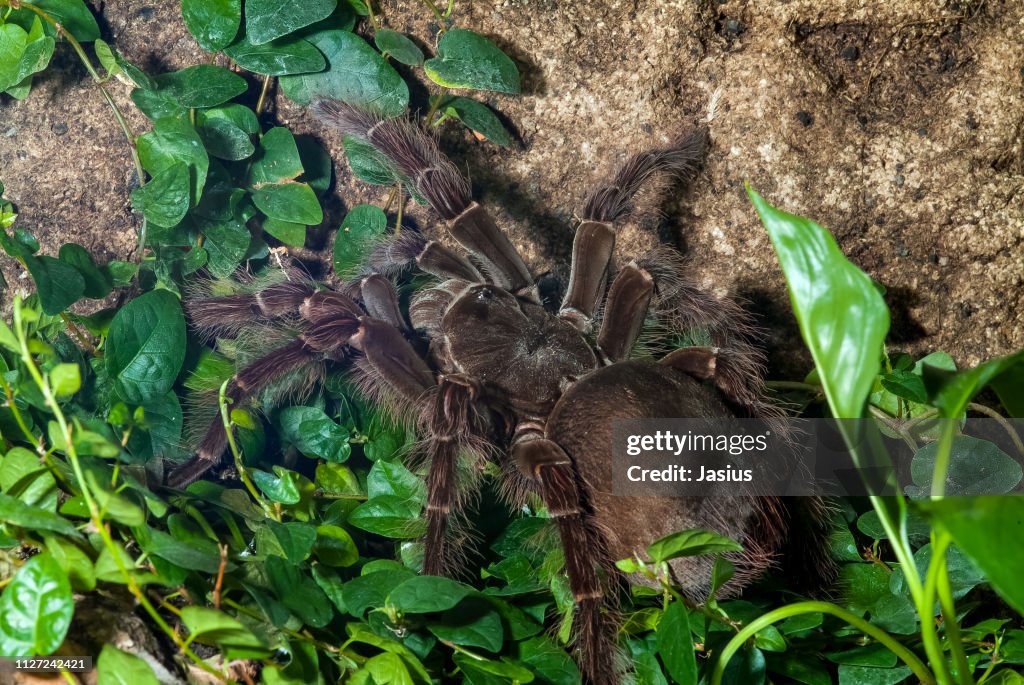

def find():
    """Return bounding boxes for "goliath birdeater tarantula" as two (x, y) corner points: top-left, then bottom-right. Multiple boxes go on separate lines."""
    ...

(169, 100), (817, 684)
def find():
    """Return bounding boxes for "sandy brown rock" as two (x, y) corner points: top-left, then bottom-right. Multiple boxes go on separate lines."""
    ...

(1, 0), (1021, 375)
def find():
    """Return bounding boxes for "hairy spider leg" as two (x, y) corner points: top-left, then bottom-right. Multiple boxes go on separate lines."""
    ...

(186, 281), (317, 341)
(596, 263), (654, 363)
(311, 98), (538, 300)
(559, 129), (708, 334)
(512, 428), (622, 685)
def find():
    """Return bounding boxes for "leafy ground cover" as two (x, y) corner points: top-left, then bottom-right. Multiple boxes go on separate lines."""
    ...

(1, 1), (1024, 683)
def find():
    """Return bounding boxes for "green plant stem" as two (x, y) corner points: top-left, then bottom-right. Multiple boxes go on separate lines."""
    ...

(12, 298), (231, 684)
(217, 381), (277, 520)
(710, 601), (935, 685)
(423, 89), (448, 125)
(255, 74), (274, 117)
(7, 0), (149, 259)
(936, 542), (974, 685)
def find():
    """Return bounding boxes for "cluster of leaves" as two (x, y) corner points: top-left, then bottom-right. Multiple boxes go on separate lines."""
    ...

(2, 2), (1024, 685)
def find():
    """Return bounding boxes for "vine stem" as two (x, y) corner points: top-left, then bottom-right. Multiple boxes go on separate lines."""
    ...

(217, 381), (278, 520)
(11, 297), (232, 684)
(2, 0), (149, 259)
(710, 601), (935, 685)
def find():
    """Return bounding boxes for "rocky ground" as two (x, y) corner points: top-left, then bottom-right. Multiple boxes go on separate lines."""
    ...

(1, 0), (1022, 376)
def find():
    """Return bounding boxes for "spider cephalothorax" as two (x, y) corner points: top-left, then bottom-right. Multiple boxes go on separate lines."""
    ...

(169, 100), (818, 684)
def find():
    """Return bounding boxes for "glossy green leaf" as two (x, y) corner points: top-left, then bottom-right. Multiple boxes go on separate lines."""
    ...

(657, 601), (697, 684)
(278, 405), (350, 462)
(442, 96), (512, 147)
(375, 29), (424, 66)
(137, 117), (209, 204)
(389, 576), (472, 613)
(256, 520), (317, 562)
(197, 116), (255, 160)
(245, 0), (337, 45)
(920, 497), (1024, 615)
(97, 644), (159, 685)
(201, 217), (250, 277)
(49, 362), (80, 396)
(133, 525), (230, 573)
(645, 528), (742, 563)
(252, 466), (303, 504)
(0, 493), (82, 537)
(0, 25), (29, 93)
(333, 203), (387, 279)
(343, 569), (415, 617)
(748, 187), (889, 418)
(349, 495), (424, 538)
(838, 664), (911, 685)
(158, 65), (248, 108)
(225, 35), (326, 76)
(925, 350), (1024, 419)
(19, 0), (100, 42)
(131, 162), (190, 227)
(343, 135), (398, 185)
(181, 606), (272, 659)
(0, 554), (73, 657)
(106, 289), (187, 405)
(279, 29), (408, 115)
(26, 255), (85, 315)
(263, 218), (306, 246)
(57, 243), (112, 298)
(424, 29), (520, 94)
(264, 555), (333, 627)
(517, 636), (581, 685)
(314, 524), (359, 566)
(180, 0), (241, 51)
(43, 535), (95, 592)
(909, 436), (1022, 496)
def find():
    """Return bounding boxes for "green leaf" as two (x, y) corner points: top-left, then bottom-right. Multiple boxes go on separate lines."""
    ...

(245, 0), (337, 45)
(296, 136), (333, 197)
(645, 528), (742, 563)
(442, 96), (512, 147)
(424, 29), (520, 94)
(333, 203), (387, 280)
(137, 117), (209, 205)
(250, 126), (304, 182)
(517, 636), (580, 685)
(26, 255), (85, 315)
(252, 466), (303, 504)
(106, 289), (187, 405)
(315, 463), (363, 497)
(0, 25), (29, 93)
(158, 65), (248, 108)
(264, 555), (333, 628)
(49, 362), (80, 396)
(314, 524), (359, 566)
(181, 606), (272, 660)
(57, 243), (112, 298)
(657, 601), (697, 684)
(349, 494), (423, 538)
(131, 162), (191, 227)
(926, 350), (1024, 419)
(748, 187), (889, 418)
(909, 436), (1022, 496)
(278, 405), (351, 462)
(0, 493), (82, 537)
(0, 554), (73, 657)
(97, 644), (159, 685)
(22, 0), (100, 42)
(838, 664), (911, 685)
(374, 29), (424, 66)
(343, 569), (415, 617)
(919, 497), (1024, 615)
(880, 369), (928, 404)
(252, 182), (322, 224)
(429, 597), (505, 652)
(225, 35), (326, 76)
(43, 535), (95, 592)
(1, 447), (58, 511)
(388, 576), (472, 613)
(197, 115), (255, 161)
(133, 525), (230, 573)
(263, 218), (306, 246)
(256, 520), (317, 562)
(201, 217), (251, 277)
(992, 362), (1024, 417)
(367, 460), (425, 503)
(455, 653), (535, 684)
(279, 29), (408, 115)
(180, 0), (241, 52)
(343, 135), (399, 185)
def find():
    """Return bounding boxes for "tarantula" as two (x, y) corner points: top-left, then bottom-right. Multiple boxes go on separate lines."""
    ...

(168, 100), (820, 684)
